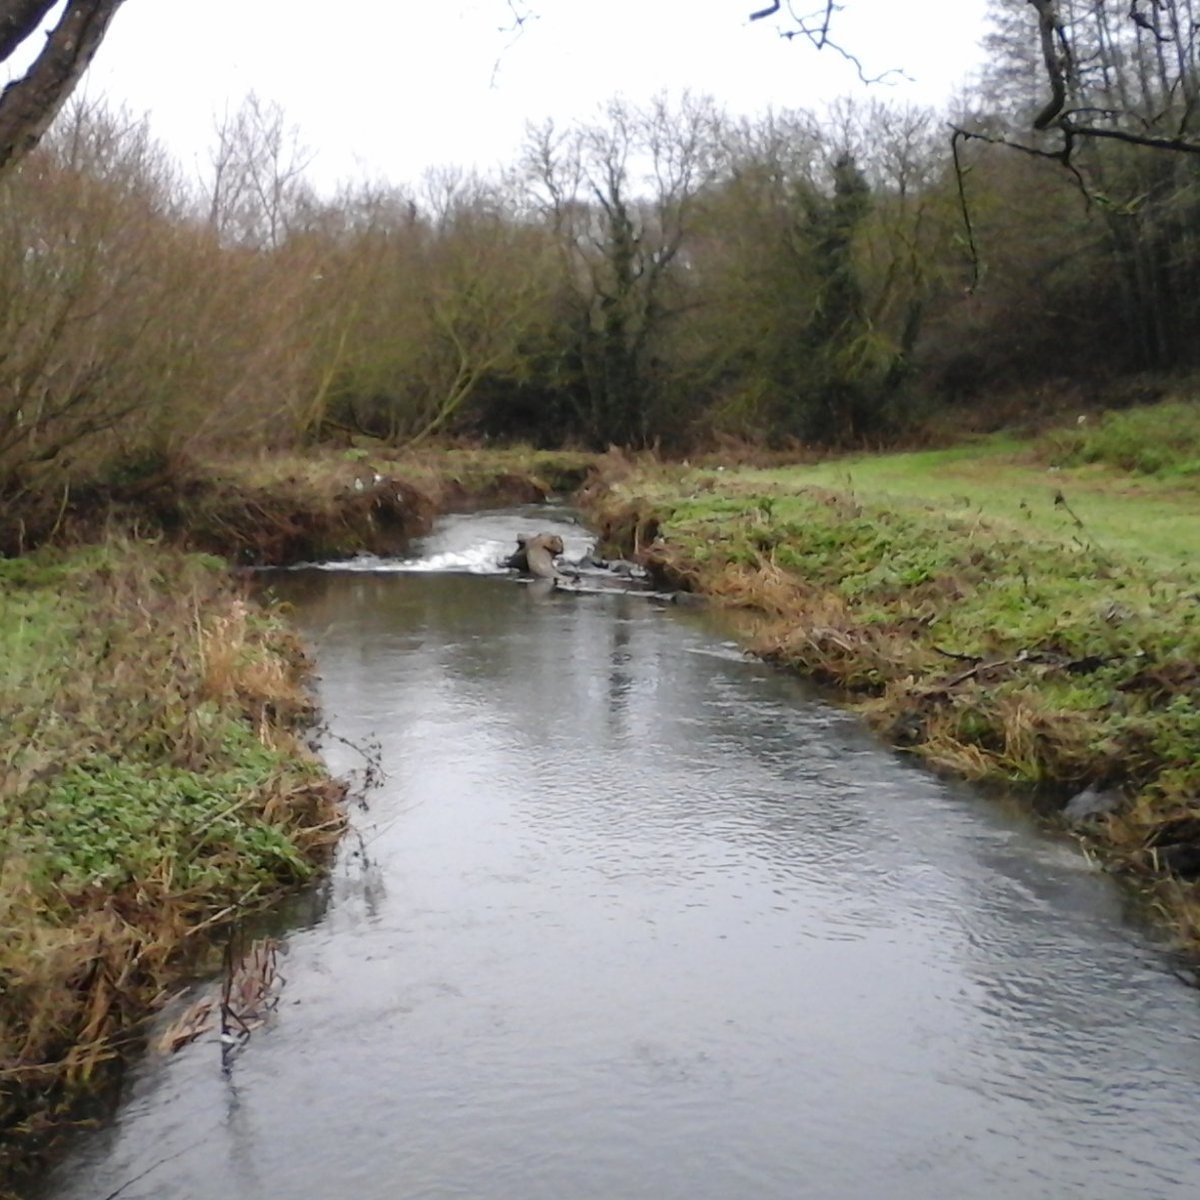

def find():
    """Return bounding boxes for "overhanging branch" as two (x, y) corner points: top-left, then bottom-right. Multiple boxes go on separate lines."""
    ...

(0, 0), (126, 173)
(1060, 119), (1200, 153)
(0, 1), (58, 62)
(747, 3), (909, 88)
(1025, 0), (1200, 154)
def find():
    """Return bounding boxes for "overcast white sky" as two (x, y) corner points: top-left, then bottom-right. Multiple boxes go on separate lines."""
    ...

(69, 0), (991, 191)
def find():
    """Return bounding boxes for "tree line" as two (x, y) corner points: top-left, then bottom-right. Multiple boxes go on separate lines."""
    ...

(3, 2), (1200, 501)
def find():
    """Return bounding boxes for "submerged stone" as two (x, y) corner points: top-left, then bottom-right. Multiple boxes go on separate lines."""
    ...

(1063, 785), (1123, 825)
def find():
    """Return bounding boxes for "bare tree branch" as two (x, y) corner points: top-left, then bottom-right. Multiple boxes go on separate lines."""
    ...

(1061, 116), (1200, 151)
(1023, 0), (1200, 154)
(754, 1), (1200, 159)
(747, 2), (908, 87)
(490, 0), (539, 88)
(1030, 0), (1068, 129)
(0, 0), (126, 173)
(948, 121), (1093, 293)
(0, 1), (58, 61)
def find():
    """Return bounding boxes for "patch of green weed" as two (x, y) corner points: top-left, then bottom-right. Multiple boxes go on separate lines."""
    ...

(1046, 400), (1200, 478)
(22, 755), (311, 895)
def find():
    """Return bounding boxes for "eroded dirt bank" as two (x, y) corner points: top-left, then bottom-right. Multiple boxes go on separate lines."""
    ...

(0, 448), (595, 563)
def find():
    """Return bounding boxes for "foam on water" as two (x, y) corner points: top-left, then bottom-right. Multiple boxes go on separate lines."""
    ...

(290, 504), (595, 576)
(301, 542), (512, 575)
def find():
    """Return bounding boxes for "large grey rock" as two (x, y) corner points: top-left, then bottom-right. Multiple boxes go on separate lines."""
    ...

(502, 533), (565, 579)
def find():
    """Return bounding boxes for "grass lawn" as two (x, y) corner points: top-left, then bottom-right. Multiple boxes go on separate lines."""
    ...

(757, 438), (1199, 578)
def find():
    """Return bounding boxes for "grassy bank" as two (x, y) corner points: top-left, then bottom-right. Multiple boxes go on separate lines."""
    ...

(583, 409), (1200, 945)
(0, 446), (596, 1186)
(4, 419), (1195, 1183)
(0, 542), (345, 1181)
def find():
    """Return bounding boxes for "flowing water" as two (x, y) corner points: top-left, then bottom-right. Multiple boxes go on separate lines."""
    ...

(37, 506), (1200, 1199)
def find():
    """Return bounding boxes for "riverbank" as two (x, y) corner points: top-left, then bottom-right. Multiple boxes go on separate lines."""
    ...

(0, 542), (345, 1184)
(0, 446), (595, 563)
(0, 447), (592, 1190)
(581, 410), (1200, 950)
(4, 416), (1198, 1185)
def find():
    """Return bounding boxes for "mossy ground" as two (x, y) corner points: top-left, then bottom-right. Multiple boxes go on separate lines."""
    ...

(582, 410), (1200, 948)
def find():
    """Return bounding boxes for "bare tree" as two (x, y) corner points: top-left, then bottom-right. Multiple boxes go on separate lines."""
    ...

(0, 0), (126, 174)
(752, 1), (1200, 160)
(205, 93), (315, 250)
(522, 95), (719, 446)
(0, 100), (178, 483)
(407, 171), (558, 443)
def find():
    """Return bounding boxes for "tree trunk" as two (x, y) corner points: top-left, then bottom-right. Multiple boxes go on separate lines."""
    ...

(0, 0), (126, 174)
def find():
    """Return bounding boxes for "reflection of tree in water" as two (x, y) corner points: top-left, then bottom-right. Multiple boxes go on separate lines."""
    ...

(221, 1070), (264, 1197)
(605, 611), (634, 738)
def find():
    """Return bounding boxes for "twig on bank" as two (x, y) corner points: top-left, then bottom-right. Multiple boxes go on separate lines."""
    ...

(933, 644), (980, 664)
(1053, 488), (1086, 529)
(944, 658), (1015, 688)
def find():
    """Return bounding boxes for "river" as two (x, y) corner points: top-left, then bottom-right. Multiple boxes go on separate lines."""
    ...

(36, 506), (1200, 1199)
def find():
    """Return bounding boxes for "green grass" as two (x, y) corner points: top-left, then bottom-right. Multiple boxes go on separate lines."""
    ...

(751, 435), (1200, 578)
(1, 541), (336, 899)
(24, 752), (311, 896)
(1043, 400), (1200, 479)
